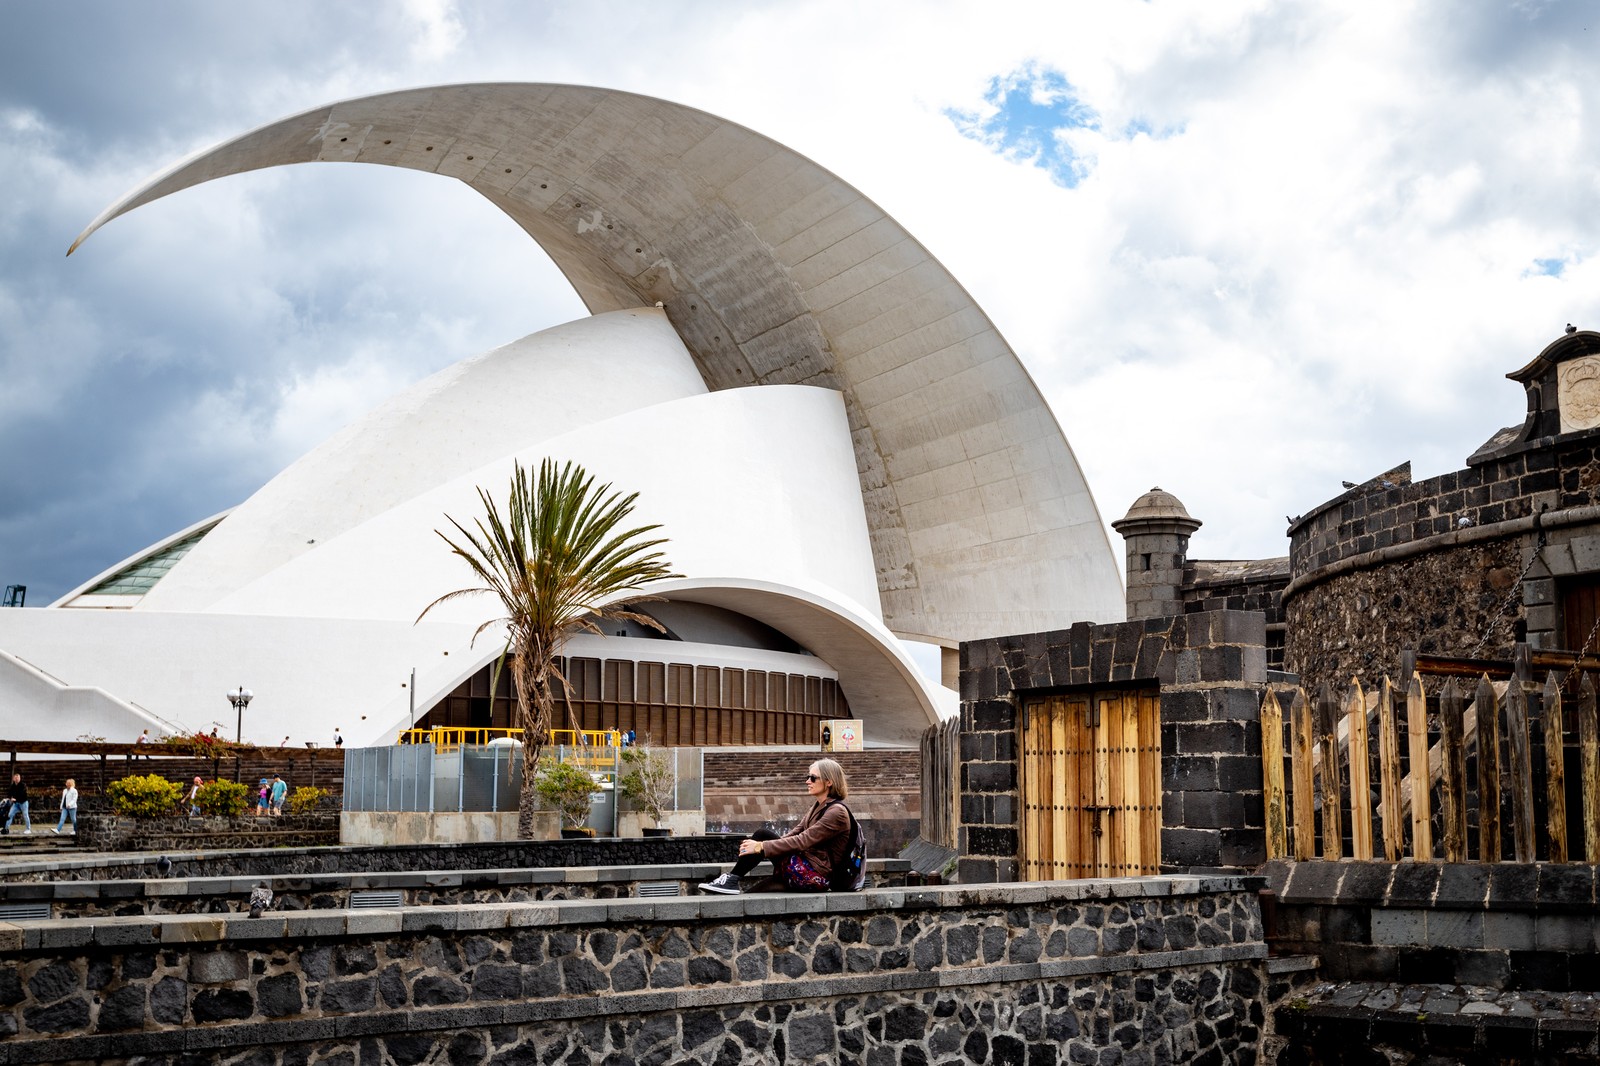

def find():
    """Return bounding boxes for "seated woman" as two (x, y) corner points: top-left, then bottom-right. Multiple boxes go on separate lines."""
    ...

(698, 758), (851, 894)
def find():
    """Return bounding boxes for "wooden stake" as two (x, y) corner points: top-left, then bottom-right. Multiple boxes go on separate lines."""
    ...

(1476, 674), (1501, 863)
(1439, 678), (1467, 863)
(1405, 672), (1432, 861)
(1347, 679), (1373, 860)
(1580, 674), (1599, 864)
(1290, 687), (1316, 861)
(1318, 682), (1344, 859)
(1543, 672), (1568, 864)
(1377, 676), (1404, 862)
(1261, 689), (1288, 860)
(1504, 653), (1535, 863)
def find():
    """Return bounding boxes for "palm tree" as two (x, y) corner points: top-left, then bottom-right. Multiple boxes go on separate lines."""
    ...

(418, 458), (677, 838)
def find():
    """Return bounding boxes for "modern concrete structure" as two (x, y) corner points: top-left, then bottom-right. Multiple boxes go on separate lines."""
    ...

(0, 84), (1123, 749)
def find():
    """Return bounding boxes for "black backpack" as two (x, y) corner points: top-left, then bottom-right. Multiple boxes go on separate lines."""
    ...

(828, 801), (868, 892)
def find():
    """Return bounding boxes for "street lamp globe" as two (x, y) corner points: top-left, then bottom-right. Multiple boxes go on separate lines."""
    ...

(226, 687), (253, 743)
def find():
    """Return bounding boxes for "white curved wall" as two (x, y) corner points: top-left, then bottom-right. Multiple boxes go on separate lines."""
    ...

(141, 308), (707, 612)
(205, 378), (882, 630)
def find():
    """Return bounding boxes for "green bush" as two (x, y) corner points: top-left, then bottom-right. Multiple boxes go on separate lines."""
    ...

(287, 786), (331, 814)
(618, 746), (675, 827)
(106, 774), (185, 818)
(196, 780), (250, 817)
(535, 759), (602, 829)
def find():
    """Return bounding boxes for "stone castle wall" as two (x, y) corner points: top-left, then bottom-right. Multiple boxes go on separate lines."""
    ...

(0, 877), (1266, 1065)
(1283, 538), (1523, 695)
(1279, 433), (1600, 692)
(1288, 441), (1571, 576)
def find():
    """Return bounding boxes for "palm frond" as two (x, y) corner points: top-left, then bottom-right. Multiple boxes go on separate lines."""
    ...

(417, 457), (679, 837)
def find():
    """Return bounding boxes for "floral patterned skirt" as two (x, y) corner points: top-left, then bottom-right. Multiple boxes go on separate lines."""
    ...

(780, 852), (830, 891)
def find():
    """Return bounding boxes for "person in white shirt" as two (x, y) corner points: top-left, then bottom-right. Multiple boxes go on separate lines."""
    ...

(52, 779), (77, 835)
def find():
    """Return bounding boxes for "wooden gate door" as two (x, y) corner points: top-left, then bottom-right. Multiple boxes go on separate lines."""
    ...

(1019, 689), (1161, 879)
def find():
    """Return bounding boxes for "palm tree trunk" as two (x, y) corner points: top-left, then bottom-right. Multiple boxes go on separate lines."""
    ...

(516, 647), (561, 839)
(515, 651), (544, 839)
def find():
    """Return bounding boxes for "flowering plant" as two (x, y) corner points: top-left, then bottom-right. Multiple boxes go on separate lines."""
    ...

(159, 731), (257, 755)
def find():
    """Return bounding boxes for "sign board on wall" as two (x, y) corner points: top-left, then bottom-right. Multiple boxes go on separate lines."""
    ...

(820, 719), (864, 752)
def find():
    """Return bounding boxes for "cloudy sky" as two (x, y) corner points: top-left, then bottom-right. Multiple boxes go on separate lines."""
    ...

(3, 0), (1599, 609)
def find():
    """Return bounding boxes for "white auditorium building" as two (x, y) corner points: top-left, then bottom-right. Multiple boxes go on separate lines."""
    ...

(0, 84), (1125, 750)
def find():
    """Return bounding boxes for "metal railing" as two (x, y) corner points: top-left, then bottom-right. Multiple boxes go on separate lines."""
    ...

(343, 744), (703, 823)
(397, 726), (622, 754)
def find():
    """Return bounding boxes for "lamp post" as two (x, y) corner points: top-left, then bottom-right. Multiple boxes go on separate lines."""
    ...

(226, 686), (253, 743)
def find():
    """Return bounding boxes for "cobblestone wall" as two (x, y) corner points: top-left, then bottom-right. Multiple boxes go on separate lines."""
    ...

(1283, 538), (1524, 695)
(74, 813), (340, 854)
(0, 877), (1266, 1065)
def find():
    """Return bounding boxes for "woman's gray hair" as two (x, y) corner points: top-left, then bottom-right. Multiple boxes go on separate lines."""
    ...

(812, 758), (849, 800)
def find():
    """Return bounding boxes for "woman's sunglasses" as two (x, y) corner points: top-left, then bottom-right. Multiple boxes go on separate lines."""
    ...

(805, 774), (821, 782)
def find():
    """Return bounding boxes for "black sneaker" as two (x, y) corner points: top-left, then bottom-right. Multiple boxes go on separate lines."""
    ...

(697, 873), (740, 895)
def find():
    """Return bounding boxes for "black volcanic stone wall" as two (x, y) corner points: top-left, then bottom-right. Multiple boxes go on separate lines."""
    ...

(1263, 859), (1600, 1062)
(0, 837), (740, 884)
(1288, 440), (1577, 576)
(0, 878), (1267, 1065)
(1264, 860), (1599, 990)
(958, 611), (1268, 883)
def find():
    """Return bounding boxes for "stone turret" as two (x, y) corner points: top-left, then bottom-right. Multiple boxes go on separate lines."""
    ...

(1112, 487), (1202, 621)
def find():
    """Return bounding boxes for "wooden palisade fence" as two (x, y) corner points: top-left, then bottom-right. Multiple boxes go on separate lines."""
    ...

(1262, 645), (1600, 864)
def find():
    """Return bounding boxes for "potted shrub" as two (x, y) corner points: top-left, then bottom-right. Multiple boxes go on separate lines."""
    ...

(535, 759), (602, 837)
(195, 780), (251, 817)
(287, 786), (332, 815)
(618, 745), (676, 836)
(105, 774), (186, 818)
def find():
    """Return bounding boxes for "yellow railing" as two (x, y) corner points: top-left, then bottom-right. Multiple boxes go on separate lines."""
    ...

(398, 727), (520, 752)
(549, 728), (622, 749)
(398, 726), (621, 757)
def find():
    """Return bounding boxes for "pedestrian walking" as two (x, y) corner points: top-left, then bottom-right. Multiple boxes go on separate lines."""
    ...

(52, 779), (77, 834)
(3, 773), (31, 835)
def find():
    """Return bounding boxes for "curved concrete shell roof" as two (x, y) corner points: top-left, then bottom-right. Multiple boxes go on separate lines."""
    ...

(72, 83), (1123, 644)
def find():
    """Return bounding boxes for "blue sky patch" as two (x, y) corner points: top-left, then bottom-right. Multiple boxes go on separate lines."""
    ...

(946, 64), (1102, 187)
(1531, 257), (1567, 278)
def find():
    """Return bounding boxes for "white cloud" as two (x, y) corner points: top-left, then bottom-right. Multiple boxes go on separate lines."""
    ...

(403, 0), (466, 63)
